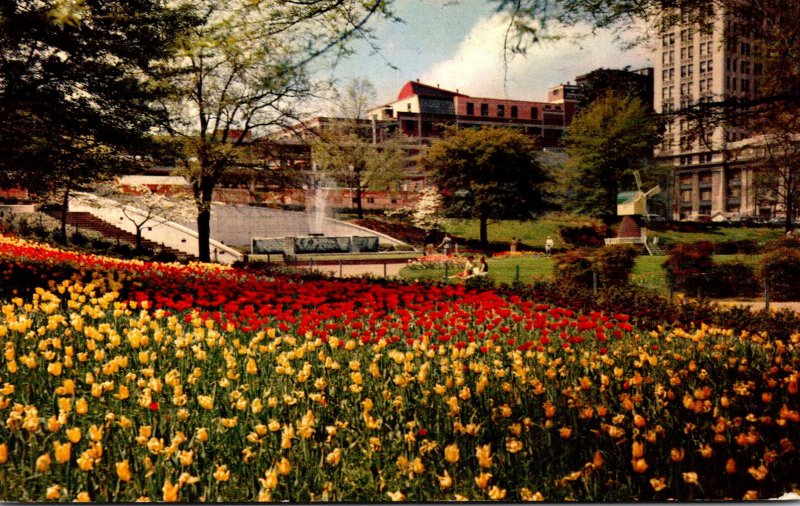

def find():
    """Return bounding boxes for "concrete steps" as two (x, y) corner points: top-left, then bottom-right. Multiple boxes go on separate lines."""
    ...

(44, 211), (192, 260)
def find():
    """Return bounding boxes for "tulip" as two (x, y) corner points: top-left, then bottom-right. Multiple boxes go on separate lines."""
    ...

(75, 491), (91, 502)
(444, 444), (460, 464)
(476, 444), (493, 468)
(213, 464), (230, 482)
(162, 479), (179, 502)
(0, 443), (7, 464)
(386, 491), (406, 502)
(36, 453), (52, 473)
(437, 470), (453, 489)
(46, 484), (62, 499)
(53, 441), (71, 464)
(116, 460), (132, 482)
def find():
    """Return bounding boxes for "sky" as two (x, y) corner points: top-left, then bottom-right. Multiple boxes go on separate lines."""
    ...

(316, 0), (654, 112)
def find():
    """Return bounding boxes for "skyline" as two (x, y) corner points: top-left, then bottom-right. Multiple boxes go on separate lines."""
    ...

(316, 0), (653, 112)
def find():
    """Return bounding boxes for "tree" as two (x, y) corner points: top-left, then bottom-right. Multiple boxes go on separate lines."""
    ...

(91, 181), (195, 251)
(750, 119), (800, 231)
(0, 0), (197, 242)
(164, 1), (395, 262)
(424, 126), (549, 247)
(576, 67), (653, 111)
(411, 187), (444, 232)
(563, 93), (658, 229)
(312, 121), (406, 219)
(334, 78), (377, 120)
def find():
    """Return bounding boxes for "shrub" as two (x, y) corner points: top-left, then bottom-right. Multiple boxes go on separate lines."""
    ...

(714, 239), (760, 255)
(464, 275), (495, 291)
(662, 241), (715, 297)
(705, 262), (761, 298)
(558, 224), (606, 248)
(594, 244), (639, 287)
(759, 247), (800, 301)
(552, 249), (594, 288)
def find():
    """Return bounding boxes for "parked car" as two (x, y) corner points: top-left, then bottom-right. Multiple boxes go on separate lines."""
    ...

(643, 214), (665, 223)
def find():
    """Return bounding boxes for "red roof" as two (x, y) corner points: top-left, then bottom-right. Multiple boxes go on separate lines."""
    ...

(397, 81), (468, 101)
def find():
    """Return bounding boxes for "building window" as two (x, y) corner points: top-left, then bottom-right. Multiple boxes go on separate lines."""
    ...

(681, 189), (692, 203)
(367, 197), (375, 204)
(480, 103), (489, 116)
(699, 171), (712, 184)
(510, 105), (518, 118)
(466, 102), (474, 115)
(497, 104), (505, 117)
(530, 107), (538, 119)
(700, 190), (712, 202)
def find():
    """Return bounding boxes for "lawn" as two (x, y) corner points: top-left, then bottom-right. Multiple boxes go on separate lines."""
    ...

(400, 253), (763, 297)
(437, 216), (783, 250)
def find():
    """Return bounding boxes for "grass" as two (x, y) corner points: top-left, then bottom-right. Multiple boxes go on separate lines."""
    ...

(440, 215), (597, 250)
(399, 253), (764, 296)
(437, 216), (783, 250)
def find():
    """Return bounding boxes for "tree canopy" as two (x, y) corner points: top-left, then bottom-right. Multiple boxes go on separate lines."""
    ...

(563, 93), (659, 227)
(0, 0), (197, 239)
(424, 126), (549, 246)
(164, 0), (395, 261)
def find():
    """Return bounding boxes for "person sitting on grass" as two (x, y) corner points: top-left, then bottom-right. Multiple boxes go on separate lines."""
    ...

(473, 256), (488, 276)
(449, 255), (475, 279)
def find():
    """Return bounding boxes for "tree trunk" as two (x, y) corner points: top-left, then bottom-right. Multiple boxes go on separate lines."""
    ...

(59, 183), (71, 244)
(479, 210), (488, 247)
(355, 185), (363, 220)
(197, 207), (211, 262)
(135, 227), (143, 252)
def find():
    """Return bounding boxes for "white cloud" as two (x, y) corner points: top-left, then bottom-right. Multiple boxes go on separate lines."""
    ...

(421, 14), (653, 101)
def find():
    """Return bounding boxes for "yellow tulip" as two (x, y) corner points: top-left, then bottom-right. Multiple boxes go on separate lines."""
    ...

(88, 424), (103, 442)
(162, 479), (179, 502)
(53, 441), (71, 464)
(325, 448), (342, 466)
(66, 427), (81, 443)
(476, 444), (493, 468)
(650, 477), (667, 492)
(36, 453), (52, 472)
(116, 460), (132, 482)
(682, 472), (699, 485)
(197, 395), (214, 410)
(213, 464), (230, 482)
(519, 488), (544, 501)
(77, 452), (94, 471)
(46, 484), (62, 499)
(437, 470), (453, 489)
(178, 450), (193, 466)
(75, 491), (91, 502)
(670, 447), (685, 462)
(276, 457), (291, 475)
(0, 443), (7, 464)
(474, 472), (492, 489)
(196, 427), (208, 442)
(488, 485), (507, 500)
(75, 398), (88, 415)
(444, 443), (460, 464)
(386, 491), (406, 502)
(631, 441), (644, 459)
(631, 458), (648, 474)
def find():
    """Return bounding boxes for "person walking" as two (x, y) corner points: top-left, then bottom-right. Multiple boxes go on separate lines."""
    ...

(439, 234), (454, 256)
(545, 236), (554, 255)
(509, 237), (519, 253)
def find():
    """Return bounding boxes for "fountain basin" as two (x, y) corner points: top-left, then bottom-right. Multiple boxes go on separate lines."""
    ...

(252, 235), (380, 256)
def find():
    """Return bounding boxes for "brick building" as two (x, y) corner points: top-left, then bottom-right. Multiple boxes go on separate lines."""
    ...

(367, 80), (577, 147)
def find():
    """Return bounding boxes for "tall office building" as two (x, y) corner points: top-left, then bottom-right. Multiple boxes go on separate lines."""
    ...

(654, 7), (765, 220)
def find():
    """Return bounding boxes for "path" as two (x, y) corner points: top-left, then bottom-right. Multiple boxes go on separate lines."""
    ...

(711, 299), (800, 312)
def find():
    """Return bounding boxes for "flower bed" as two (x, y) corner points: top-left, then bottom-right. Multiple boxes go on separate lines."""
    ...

(0, 235), (799, 501)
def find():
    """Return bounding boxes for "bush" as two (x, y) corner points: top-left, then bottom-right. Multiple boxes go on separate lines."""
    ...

(662, 241), (715, 297)
(594, 244), (639, 287)
(552, 249), (594, 288)
(464, 275), (495, 291)
(558, 224), (606, 248)
(713, 239), (761, 255)
(759, 247), (800, 301)
(705, 262), (761, 298)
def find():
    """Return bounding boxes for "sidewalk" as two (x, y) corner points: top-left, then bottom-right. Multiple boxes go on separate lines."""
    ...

(711, 299), (800, 312)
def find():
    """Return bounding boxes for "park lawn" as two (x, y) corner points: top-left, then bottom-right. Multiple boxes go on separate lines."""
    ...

(653, 226), (783, 246)
(400, 253), (762, 296)
(439, 216), (782, 250)
(440, 214), (597, 249)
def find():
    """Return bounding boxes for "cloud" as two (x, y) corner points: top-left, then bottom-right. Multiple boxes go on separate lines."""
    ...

(421, 13), (653, 101)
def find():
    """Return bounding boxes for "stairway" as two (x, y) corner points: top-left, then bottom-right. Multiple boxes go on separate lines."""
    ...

(44, 211), (193, 260)
(645, 236), (665, 256)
